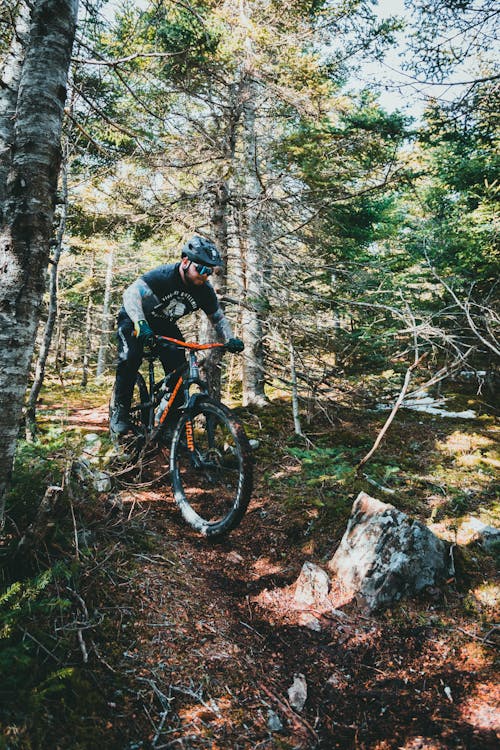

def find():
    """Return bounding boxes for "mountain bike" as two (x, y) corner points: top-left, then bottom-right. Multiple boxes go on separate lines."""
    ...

(110, 336), (253, 539)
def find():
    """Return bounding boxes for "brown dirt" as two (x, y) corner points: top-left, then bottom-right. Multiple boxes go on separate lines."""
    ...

(33, 402), (500, 750)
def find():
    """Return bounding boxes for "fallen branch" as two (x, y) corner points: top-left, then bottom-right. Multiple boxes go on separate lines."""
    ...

(357, 353), (427, 472)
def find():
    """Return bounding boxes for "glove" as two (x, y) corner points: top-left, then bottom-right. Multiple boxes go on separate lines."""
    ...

(225, 337), (244, 353)
(134, 319), (154, 344)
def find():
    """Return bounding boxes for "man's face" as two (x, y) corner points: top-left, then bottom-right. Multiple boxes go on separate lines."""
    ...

(182, 258), (211, 287)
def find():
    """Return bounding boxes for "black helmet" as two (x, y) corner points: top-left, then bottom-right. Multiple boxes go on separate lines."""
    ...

(181, 236), (223, 267)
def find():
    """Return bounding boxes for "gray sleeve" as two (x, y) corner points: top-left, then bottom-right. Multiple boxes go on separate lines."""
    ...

(208, 307), (234, 342)
(123, 278), (154, 323)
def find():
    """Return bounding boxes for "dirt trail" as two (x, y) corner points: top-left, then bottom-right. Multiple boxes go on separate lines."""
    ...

(68, 408), (499, 750)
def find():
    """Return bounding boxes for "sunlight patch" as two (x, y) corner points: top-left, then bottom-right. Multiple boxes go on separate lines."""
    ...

(436, 430), (494, 456)
(473, 582), (500, 609)
(459, 682), (500, 734)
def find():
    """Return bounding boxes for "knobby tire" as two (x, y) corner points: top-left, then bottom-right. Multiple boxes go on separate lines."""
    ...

(169, 397), (253, 539)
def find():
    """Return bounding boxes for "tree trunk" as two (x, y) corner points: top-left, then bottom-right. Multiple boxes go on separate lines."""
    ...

(96, 247), (114, 379)
(0, 2), (31, 202)
(289, 334), (303, 437)
(240, 74), (267, 406)
(26, 154), (69, 439)
(81, 254), (95, 388)
(0, 0), (79, 518)
(200, 180), (230, 398)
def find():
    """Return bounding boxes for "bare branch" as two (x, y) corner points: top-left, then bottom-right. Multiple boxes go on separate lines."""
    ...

(357, 353), (428, 471)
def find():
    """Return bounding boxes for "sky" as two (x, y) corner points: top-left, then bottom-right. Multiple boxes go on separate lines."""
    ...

(359, 0), (498, 120)
(101, 0), (496, 122)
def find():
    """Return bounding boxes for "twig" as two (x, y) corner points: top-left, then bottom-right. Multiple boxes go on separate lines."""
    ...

(482, 625), (500, 643)
(133, 553), (176, 566)
(363, 474), (396, 495)
(259, 681), (318, 740)
(77, 629), (89, 663)
(455, 626), (498, 647)
(239, 620), (265, 638)
(22, 629), (62, 663)
(425, 255), (500, 358)
(90, 639), (117, 673)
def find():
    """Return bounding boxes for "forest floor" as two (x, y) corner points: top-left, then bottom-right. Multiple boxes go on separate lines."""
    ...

(1, 380), (499, 750)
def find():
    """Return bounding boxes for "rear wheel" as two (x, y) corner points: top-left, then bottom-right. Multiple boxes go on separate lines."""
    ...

(170, 398), (253, 538)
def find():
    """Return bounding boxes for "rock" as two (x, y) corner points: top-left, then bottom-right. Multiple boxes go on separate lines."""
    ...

(327, 672), (342, 687)
(73, 457), (93, 482)
(294, 561), (330, 607)
(93, 471), (112, 493)
(462, 517), (500, 553)
(298, 613), (322, 631)
(287, 673), (307, 712)
(73, 458), (111, 493)
(84, 433), (103, 464)
(267, 710), (283, 732)
(327, 492), (452, 613)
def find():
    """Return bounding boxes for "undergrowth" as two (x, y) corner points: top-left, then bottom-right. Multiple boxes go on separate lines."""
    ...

(0, 428), (124, 748)
(0, 385), (498, 748)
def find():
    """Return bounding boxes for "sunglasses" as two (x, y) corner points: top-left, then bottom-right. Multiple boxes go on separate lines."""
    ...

(194, 264), (213, 276)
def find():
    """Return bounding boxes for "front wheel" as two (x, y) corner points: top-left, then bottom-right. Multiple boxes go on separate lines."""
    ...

(170, 398), (253, 539)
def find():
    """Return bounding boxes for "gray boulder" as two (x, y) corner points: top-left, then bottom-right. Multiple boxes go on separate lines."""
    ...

(328, 492), (452, 612)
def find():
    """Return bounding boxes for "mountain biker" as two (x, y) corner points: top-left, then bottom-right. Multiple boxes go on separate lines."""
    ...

(110, 236), (244, 436)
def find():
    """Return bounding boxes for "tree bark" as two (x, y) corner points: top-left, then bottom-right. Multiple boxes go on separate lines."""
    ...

(96, 247), (114, 378)
(0, 1), (31, 203)
(289, 334), (303, 437)
(26, 153), (69, 438)
(81, 253), (95, 388)
(199, 180), (230, 398)
(0, 0), (79, 518)
(239, 73), (268, 406)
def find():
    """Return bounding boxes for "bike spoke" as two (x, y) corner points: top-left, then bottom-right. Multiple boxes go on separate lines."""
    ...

(170, 399), (252, 537)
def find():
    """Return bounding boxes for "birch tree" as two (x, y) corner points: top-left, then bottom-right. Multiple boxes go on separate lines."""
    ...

(26, 153), (69, 438)
(0, 0), (79, 519)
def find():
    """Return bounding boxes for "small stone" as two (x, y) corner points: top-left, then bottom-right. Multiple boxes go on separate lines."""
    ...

(298, 613), (321, 631)
(93, 471), (112, 493)
(465, 517), (500, 553)
(267, 710), (283, 732)
(288, 673), (307, 712)
(227, 551), (244, 564)
(327, 672), (341, 687)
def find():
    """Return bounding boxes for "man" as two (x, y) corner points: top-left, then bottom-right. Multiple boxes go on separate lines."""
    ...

(110, 236), (243, 436)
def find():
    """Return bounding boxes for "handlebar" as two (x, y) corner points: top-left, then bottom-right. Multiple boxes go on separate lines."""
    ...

(155, 335), (226, 351)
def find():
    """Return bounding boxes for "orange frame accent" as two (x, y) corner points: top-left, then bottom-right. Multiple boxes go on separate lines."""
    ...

(157, 335), (224, 351)
(158, 375), (183, 426)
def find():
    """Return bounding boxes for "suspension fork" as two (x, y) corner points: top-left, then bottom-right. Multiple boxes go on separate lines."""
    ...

(147, 358), (156, 430)
(181, 353), (207, 464)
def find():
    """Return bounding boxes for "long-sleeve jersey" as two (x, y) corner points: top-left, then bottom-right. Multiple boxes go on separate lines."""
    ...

(121, 262), (233, 341)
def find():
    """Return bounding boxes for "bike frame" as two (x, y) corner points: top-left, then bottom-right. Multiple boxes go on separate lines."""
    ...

(133, 336), (225, 447)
